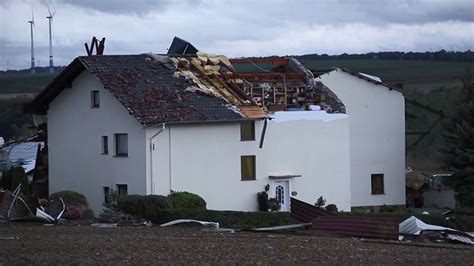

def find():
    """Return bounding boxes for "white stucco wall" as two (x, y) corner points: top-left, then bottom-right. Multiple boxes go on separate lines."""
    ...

(148, 112), (351, 211)
(48, 71), (147, 213)
(316, 70), (405, 207)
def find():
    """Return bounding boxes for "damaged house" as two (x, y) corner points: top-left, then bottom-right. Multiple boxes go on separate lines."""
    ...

(27, 38), (404, 213)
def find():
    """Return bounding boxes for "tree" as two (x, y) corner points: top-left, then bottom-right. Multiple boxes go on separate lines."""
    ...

(315, 196), (326, 208)
(1, 166), (29, 195)
(442, 67), (474, 207)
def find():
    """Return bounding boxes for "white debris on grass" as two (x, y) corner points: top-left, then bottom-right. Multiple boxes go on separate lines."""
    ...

(271, 111), (347, 123)
(160, 219), (219, 229)
(399, 216), (474, 245)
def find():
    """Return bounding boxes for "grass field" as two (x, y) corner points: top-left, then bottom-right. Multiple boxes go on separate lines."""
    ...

(0, 72), (57, 93)
(299, 59), (472, 82)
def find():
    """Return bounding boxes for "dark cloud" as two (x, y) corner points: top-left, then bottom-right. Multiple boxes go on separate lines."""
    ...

(57, 0), (200, 15)
(1, 0), (473, 70)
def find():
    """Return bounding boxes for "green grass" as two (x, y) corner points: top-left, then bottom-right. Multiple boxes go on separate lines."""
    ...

(299, 59), (472, 82)
(0, 72), (58, 93)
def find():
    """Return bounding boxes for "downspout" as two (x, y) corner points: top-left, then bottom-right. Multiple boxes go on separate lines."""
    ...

(259, 118), (268, 149)
(169, 125), (172, 193)
(149, 123), (165, 194)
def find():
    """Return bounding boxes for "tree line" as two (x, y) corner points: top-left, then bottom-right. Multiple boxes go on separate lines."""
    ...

(297, 50), (474, 62)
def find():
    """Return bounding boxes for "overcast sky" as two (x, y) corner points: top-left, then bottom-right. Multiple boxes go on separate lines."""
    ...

(0, 0), (473, 70)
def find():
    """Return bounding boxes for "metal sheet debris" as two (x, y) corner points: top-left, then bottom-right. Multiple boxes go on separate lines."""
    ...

(290, 197), (333, 223)
(399, 216), (474, 245)
(0, 185), (65, 223)
(311, 215), (399, 240)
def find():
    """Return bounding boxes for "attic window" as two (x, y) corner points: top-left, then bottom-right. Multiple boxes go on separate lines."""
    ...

(240, 121), (255, 141)
(371, 174), (384, 195)
(91, 90), (100, 108)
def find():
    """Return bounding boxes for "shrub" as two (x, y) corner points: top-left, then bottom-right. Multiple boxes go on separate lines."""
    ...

(1, 166), (28, 195)
(257, 191), (269, 211)
(117, 195), (171, 217)
(50, 190), (88, 206)
(455, 207), (474, 216)
(82, 208), (95, 220)
(325, 204), (338, 212)
(167, 191), (206, 210)
(268, 198), (280, 212)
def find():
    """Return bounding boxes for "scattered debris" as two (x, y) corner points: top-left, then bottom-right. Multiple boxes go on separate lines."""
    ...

(160, 219), (219, 229)
(399, 216), (474, 245)
(91, 223), (117, 228)
(0, 236), (18, 240)
(250, 223), (311, 232)
(0, 186), (35, 220)
(0, 185), (66, 223)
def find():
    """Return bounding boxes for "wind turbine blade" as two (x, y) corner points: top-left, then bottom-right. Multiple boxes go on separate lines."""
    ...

(47, 4), (52, 16)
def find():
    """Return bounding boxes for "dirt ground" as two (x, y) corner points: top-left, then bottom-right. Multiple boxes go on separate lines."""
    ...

(0, 225), (472, 264)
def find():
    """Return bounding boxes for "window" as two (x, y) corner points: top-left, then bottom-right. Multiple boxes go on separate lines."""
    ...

(91, 90), (100, 108)
(240, 121), (255, 141)
(103, 187), (110, 204)
(117, 184), (128, 197)
(371, 174), (384, 194)
(114, 133), (128, 156)
(101, 136), (108, 154)
(241, 155), (256, 181)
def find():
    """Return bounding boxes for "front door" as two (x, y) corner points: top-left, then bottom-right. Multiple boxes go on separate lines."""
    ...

(274, 181), (290, 212)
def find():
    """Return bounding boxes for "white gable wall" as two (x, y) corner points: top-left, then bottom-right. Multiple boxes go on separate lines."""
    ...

(147, 114), (351, 211)
(317, 70), (405, 207)
(48, 71), (147, 213)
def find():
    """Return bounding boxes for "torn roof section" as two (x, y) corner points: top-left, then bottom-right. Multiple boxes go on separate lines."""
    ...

(27, 37), (347, 126)
(27, 38), (268, 126)
(229, 57), (346, 113)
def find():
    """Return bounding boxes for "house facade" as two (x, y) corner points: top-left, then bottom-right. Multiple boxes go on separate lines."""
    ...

(28, 44), (404, 214)
(316, 69), (406, 209)
(29, 52), (355, 213)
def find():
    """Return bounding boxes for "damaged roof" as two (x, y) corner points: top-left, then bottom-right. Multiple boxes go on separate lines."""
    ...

(27, 53), (266, 126)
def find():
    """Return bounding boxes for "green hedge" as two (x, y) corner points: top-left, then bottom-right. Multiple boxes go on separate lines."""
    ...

(148, 209), (300, 229)
(454, 207), (474, 217)
(117, 195), (171, 217)
(168, 191), (206, 209)
(50, 190), (88, 206)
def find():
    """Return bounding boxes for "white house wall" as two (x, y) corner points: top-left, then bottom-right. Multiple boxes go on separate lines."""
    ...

(317, 70), (405, 207)
(147, 113), (351, 211)
(48, 72), (147, 213)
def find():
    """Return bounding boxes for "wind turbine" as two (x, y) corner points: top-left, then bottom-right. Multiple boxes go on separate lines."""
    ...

(28, 11), (35, 74)
(46, 4), (56, 73)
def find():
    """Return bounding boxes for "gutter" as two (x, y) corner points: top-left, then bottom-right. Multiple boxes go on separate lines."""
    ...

(149, 123), (166, 194)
